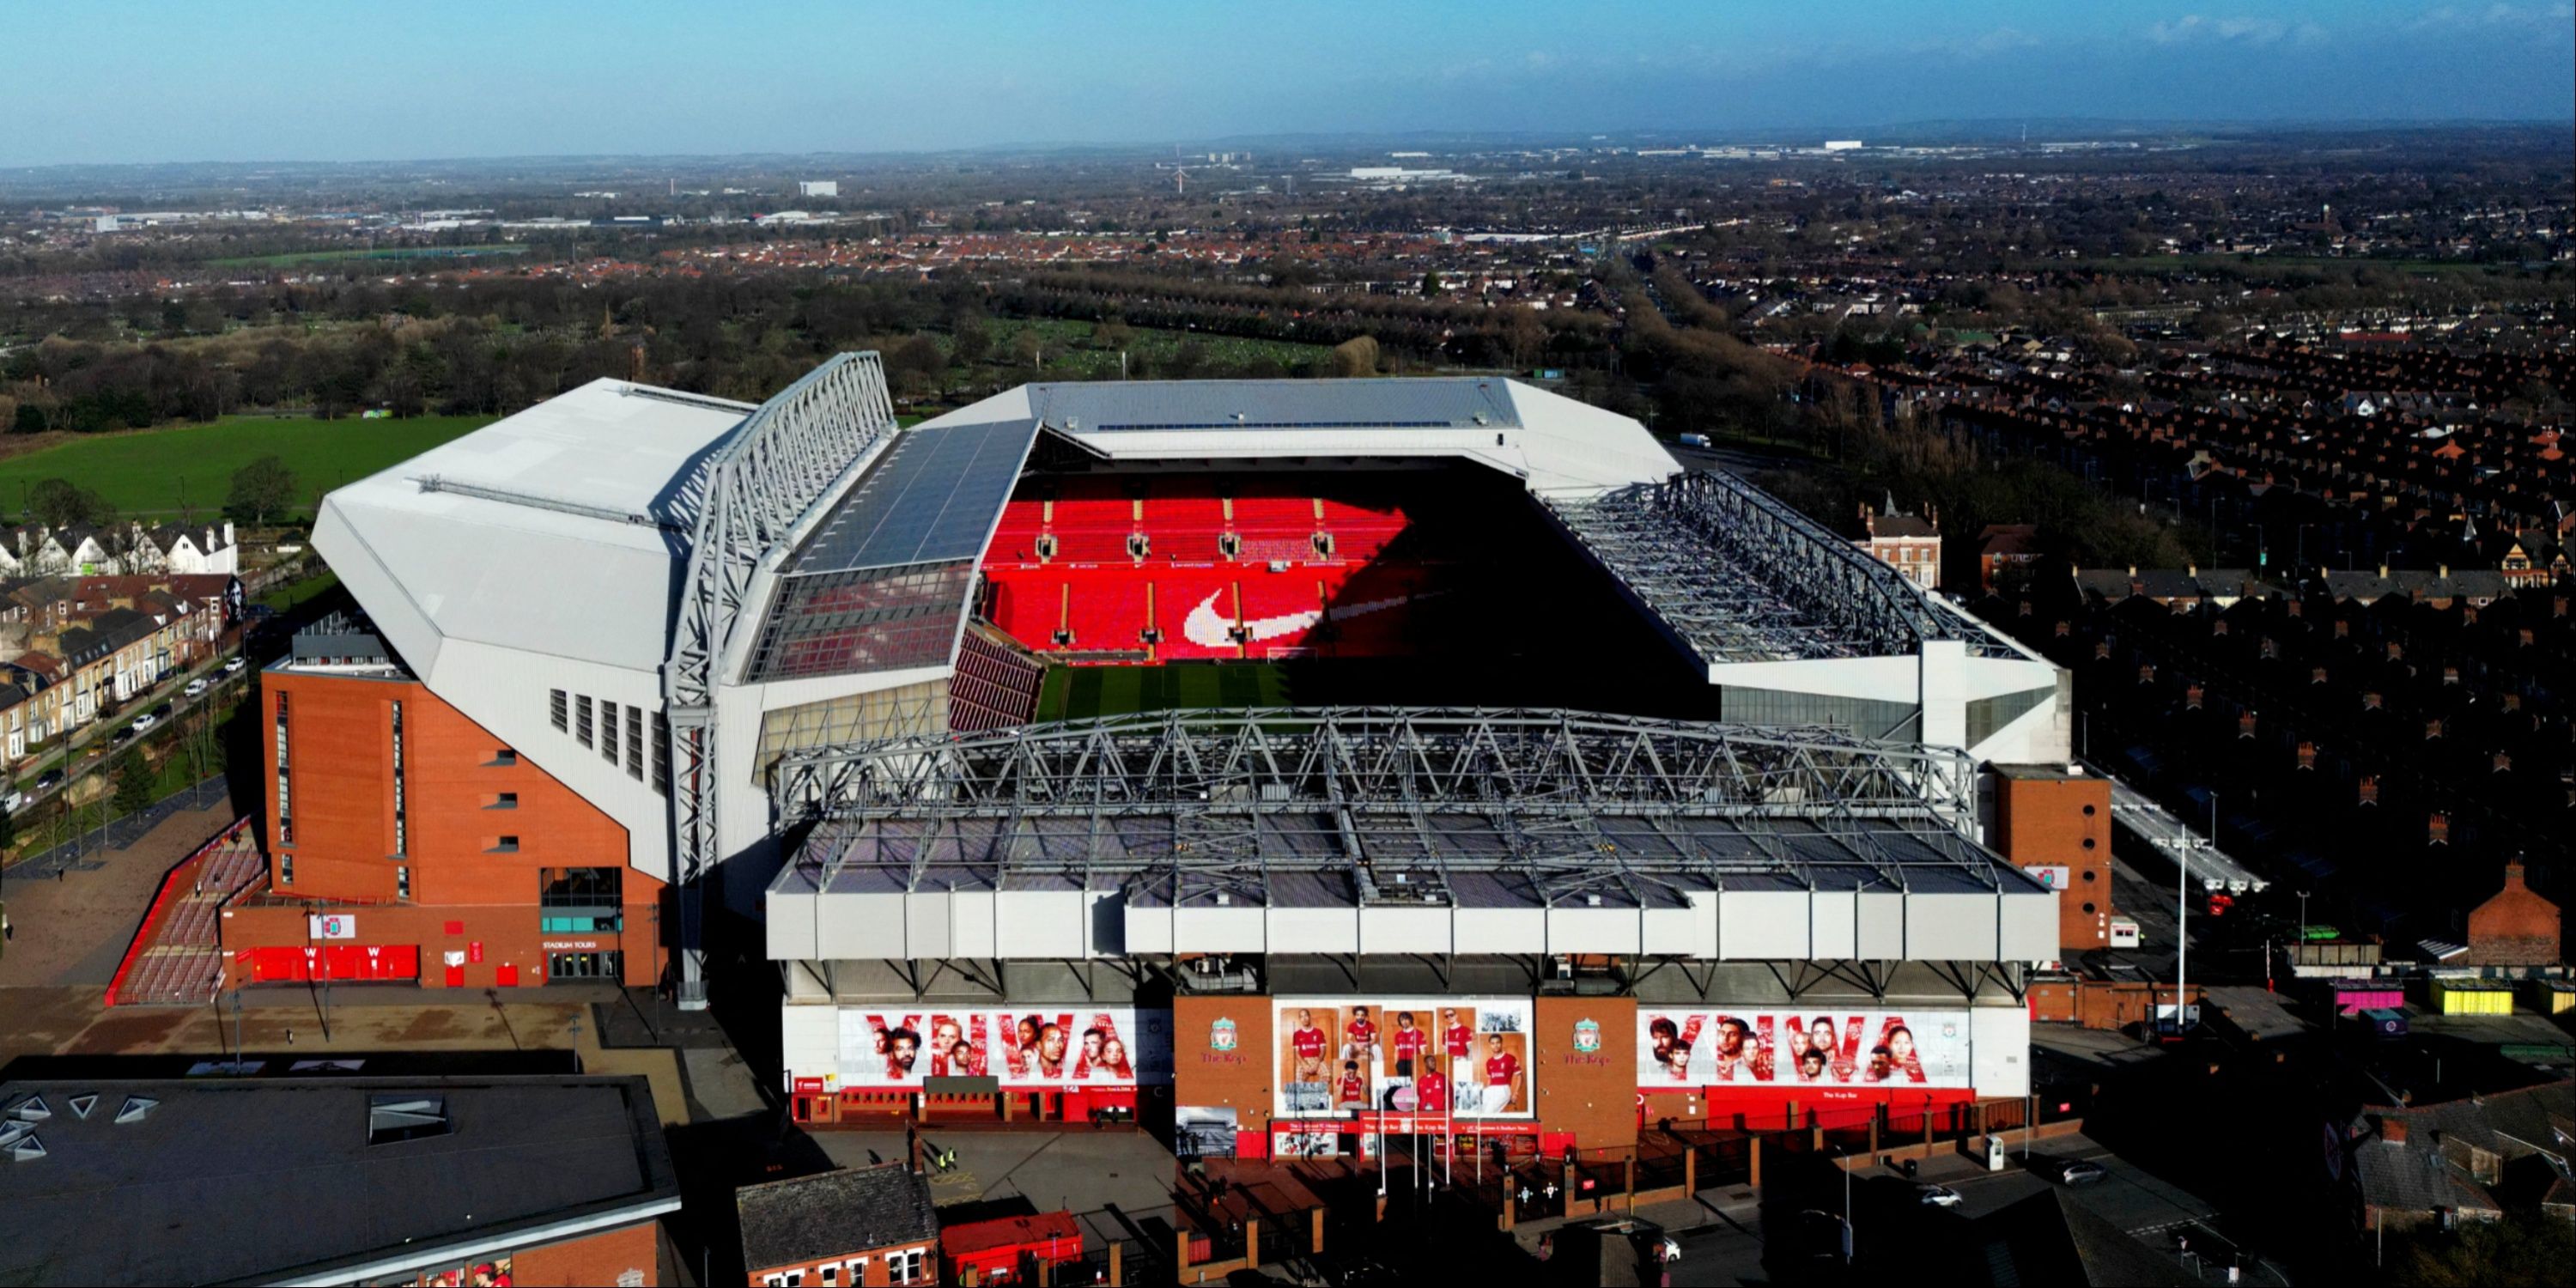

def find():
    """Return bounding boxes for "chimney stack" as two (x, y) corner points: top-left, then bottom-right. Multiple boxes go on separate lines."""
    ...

(2383, 1118), (2409, 1145)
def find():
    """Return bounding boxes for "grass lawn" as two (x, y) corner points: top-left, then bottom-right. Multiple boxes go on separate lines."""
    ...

(0, 414), (492, 519)
(963, 319), (1329, 385)
(1036, 662), (1291, 721)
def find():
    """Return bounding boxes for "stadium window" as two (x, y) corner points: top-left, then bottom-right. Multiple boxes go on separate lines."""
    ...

(273, 690), (293, 847)
(389, 700), (406, 857)
(396, 866), (411, 900)
(493, 835), (520, 854)
(625, 704), (643, 780)
(491, 747), (517, 766)
(601, 702), (620, 763)
(550, 689), (568, 732)
(279, 852), (293, 885)
(651, 711), (669, 796)
(493, 792), (519, 810)
(576, 696), (593, 747)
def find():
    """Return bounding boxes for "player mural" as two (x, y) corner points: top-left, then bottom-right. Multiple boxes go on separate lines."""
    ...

(1273, 997), (1534, 1120)
(1635, 1008), (1973, 1089)
(833, 1007), (1173, 1089)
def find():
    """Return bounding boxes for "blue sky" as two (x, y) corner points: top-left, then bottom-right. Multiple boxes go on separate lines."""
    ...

(5, 1), (2570, 165)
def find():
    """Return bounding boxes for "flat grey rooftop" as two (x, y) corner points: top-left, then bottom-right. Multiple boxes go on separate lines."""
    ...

(787, 417), (1041, 576)
(0, 1075), (676, 1287)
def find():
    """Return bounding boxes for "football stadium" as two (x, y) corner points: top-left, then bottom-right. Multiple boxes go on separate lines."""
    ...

(213, 352), (2098, 1156)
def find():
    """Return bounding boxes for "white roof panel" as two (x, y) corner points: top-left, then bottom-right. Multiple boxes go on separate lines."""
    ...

(316, 379), (748, 671)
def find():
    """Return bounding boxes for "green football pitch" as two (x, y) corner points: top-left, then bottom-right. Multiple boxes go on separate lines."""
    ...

(1036, 662), (1291, 720)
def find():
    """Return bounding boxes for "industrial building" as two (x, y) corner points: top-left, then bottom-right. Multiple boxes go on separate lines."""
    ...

(217, 353), (2094, 1155)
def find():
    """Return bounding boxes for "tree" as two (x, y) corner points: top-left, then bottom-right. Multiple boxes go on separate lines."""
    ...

(113, 754), (155, 817)
(1421, 270), (1444, 296)
(226, 455), (297, 526)
(951, 316), (993, 367)
(27, 477), (109, 529)
(1010, 329), (1046, 369)
(1330, 336), (1381, 379)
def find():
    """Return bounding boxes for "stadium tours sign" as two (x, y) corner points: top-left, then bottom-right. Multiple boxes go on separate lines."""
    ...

(1637, 1006), (1974, 1090)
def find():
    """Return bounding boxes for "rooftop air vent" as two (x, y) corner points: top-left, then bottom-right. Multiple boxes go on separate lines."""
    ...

(367, 1095), (451, 1145)
(9, 1096), (49, 1122)
(113, 1097), (158, 1125)
(67, 1095), (96, 1121)
(9, 1135), (43, 1163)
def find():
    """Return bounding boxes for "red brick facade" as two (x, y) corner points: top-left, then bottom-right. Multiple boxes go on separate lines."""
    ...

(2466, 863), (2561, 966)
(223, 670), (660, 990)
(1991, 768), (2113, 952)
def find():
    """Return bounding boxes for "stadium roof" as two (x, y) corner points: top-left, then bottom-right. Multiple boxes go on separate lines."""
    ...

(767, 708), (2058, 963)
(926, 376), (1679, 494)
(1546, 471), (2036, 666)
(316, 379), (752, 675)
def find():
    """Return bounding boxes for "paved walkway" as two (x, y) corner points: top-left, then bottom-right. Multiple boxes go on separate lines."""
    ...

(0, 801), (236, 987)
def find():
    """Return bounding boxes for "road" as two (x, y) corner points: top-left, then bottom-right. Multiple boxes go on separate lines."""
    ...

(9, 640), (248, 821)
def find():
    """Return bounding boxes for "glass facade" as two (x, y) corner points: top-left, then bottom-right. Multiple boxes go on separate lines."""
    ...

(742, 561), (975, 683)
(1719, 685), (1923, 742)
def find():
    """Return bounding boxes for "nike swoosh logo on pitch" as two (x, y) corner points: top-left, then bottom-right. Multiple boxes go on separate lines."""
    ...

(1180, 589), (1427, 647)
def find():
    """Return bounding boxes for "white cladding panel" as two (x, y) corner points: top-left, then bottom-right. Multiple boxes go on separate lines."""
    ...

(1905, 892), (2006, 961)
(950, 891), (998, 958)
(1122, 906), (1174, 957)
(1171, 905), (1268, 954)
(1358, 906), (1453, 955)
(2000, 890), (2060, 962)
(1857, 890), (1908, 957)
(1720, 892), (1813, 959)
(1971, 1005), (2033, 1098)
(816, 892), (908, 959)
(1455, 907), (1546, 954)
(1546, 906), (1642, 954)
(994, 890), (1086, 959)
(780, 1004), (839, 1092)
(769, 890), (819, 960)
(902, 893), (952, 959)
(1268, 908), (1359, 955)
(1643, 902), (1715, 957)
(1807, 890), (1858, 959)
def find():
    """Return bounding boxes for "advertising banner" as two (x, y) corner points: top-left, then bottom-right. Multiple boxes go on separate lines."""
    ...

(1270, 996), (1534, 1120)
(835, 1006), (1173, 1090)
(1637, 1007), (1973, 1090)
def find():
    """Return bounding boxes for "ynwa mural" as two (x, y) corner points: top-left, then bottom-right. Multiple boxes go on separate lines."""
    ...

(1636, 1008), (1973, 1090)
(835, 1007), (1174, 1090)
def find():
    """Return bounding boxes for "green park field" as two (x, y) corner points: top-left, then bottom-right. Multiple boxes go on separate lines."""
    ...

(0, 415), (492, 520)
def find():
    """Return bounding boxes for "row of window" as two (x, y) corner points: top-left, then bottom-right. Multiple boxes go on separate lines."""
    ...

(763, 1249), (927, 1287)
(550, 690), (668, 793)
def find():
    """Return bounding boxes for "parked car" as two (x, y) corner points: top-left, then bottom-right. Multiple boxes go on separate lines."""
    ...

(130, 714), (157, 733)
(2043, 1159), (2107, 1186)
(35, 769), (64, 790)
(223, 657), (247, 674)
(185, 678), (210, 698)
(1917, 1183), (1965, 1207)
(149, 703), (173, 721)
(2, 791), (24, 814)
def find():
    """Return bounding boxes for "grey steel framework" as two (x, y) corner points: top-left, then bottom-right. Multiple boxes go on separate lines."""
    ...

(664, 352), (899, 1005)
(1546, 470), (2024, 665)
(773, 708), (1995, 908)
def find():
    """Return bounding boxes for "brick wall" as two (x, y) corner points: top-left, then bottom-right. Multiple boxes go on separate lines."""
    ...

(1173, 993), (1275, 1139)
(1993, 769), (2113, 951)
(2467, 864), (2561, 966)
(239, 670), (656, 989)
(1531, 994), (1637, 1151)
(510, 1219), (662, 1286)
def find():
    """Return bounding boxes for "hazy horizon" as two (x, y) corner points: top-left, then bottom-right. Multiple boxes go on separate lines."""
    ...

(6, 0), (2572, 168)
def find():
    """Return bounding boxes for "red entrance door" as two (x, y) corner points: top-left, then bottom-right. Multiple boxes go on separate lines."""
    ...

(495, 963), (520, 987)
(445, 964), (465, 987)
